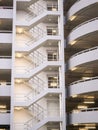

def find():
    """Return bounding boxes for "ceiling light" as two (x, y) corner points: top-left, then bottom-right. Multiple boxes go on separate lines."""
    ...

(73, 124), (78, 126)
(14, 107), (23, 110)
(0, 105), (6, 109)
(85, 124), (96, 126)
(52, 29), (56, 33)
(16, 27), (24, 34)
(15, 79), (23, 83)
(70, 15), (76, 21)
(85, 126), (96, 129)
(70, 40), (76, 45)
(72, 95), (77, 98)
(15, 53), (23, 58)
(86, 96), (94, 99)
(82, 77), (91, 80)
(50, 82), (57, 87)
(53, 76), (58, 79)
(52, 8), (57, 11)
(72, 110), (80, 113)
(71, 67), (77, 71)
(77, 105), (87, 109)
(84, 101), (95, 104)
(79, 128), (88, 130)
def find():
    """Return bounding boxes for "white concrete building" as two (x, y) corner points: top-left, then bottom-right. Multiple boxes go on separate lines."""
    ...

(0, 0), (98, 130)
(65, 0), (98, 130)
(0, 0), (65, 130)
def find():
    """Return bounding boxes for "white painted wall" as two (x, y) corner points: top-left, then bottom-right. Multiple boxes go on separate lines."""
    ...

(68, 0), (98, 19)
(16, 33), (32, 48)
(0, 9), (13, 18)
(39, 126), (47, 130)
(15, 57), (34, 74)
(47, 97), (60, 117)
(0, 33), (12, 43)
(68, 19), (98, 43)
(69, 79), (98, 96)
(14, 83), (32, 102)
(0, 86), (10, 96)
(14, 109), (33, 130)
(0, 59), (11, 69)
(0, 113), (10, 124)
(69, 48), (98, 69)
(16, 10), (28, 22)
(69, 111), (98, 124)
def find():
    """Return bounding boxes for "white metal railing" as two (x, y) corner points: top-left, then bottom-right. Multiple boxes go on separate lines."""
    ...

(30, 26), (46, 37)
(25, 12), (36, 21)
(14, 108), (60, 129)
(70, 76), (98, 86)
(29, 75), (46, 90)
(71, 17), (98, 33)
(28, 1), (46, 15)
(0, 82), (11, 86)
(14, 82), (46, 102)
(16, 50), (57, 75)
(80, 107), (98, 112)
(14, 87), (46, 103)
(25, 2), (58, 21)
(30, 50), (47, 66)
(29, 103), (45, 120)
(71, 46), (98, 58)
(16, 25), (59, 48)
(72, 107), (98, 113)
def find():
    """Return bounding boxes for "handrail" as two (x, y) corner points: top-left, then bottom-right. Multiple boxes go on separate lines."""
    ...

(72, 107), (98, 113)
(17, 25), (58, 47)
(30, 50), (47, 61)
(71, 46), (98, 58)
(26, 1), (46, 20)
(30, 75), (46, 86)
(80, 107), (98, 112)
(70, 76), (98, 86)
(29, 103), (44, 112)
(25, 1), (58, 22)
(71, 17), (98, 33)
(15, 108), (60, 129)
